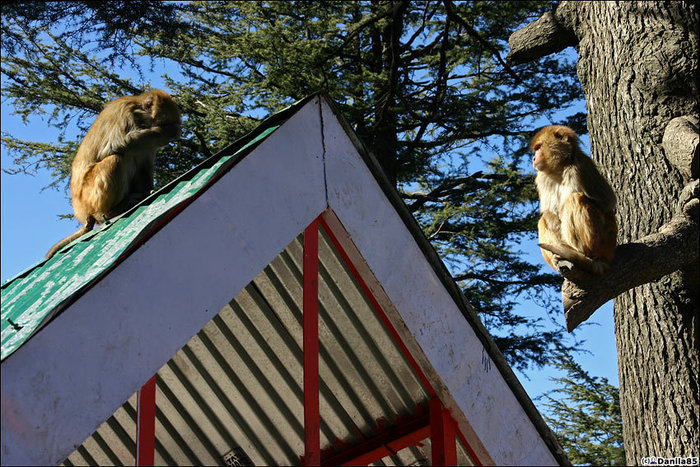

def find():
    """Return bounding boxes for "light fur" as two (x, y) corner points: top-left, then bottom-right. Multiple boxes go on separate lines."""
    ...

(532, 125), (617, 275)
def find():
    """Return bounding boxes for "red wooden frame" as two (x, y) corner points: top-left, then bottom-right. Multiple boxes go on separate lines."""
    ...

(303, 219), (321, 466)
(135, 375), (157, 466)
(133, 215), (483, 466)
(457, 428), (481, 466)
(318, 215), (483, 466)
(321, 412), (430, 466)
(430, 397), (457, 466)
(317, 216), (436, 398)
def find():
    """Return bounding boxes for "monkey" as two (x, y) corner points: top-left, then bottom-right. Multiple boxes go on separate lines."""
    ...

(45, 89), (181, 259)
(531, 125), (617, 275)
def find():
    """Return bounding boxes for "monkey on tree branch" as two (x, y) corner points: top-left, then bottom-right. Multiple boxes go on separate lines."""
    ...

(532, 125), (618, 278)
(508, 3), (698, 463)
(509, 6), (699, 332)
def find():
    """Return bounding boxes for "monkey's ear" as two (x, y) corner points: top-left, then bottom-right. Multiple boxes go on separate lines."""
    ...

(553, 126), (576, 143)
(143, 95), (155, 112)
(555, 127), (578, 144)
(553, 127), (566, 140)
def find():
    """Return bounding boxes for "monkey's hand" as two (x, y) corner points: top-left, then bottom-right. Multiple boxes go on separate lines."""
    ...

(150, 123), (181, 143)
(123, 124), (179, 150)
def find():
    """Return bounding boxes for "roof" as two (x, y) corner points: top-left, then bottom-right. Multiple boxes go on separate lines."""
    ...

(1, 98), (294, 361)
(1, 94), (566, 466)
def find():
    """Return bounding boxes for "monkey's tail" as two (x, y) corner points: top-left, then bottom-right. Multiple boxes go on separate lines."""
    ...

(45, 217), (96, 260)
(538, 242), (608, 275)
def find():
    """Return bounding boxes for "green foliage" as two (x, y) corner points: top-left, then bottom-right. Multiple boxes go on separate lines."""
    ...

(1, 1), (584, 370)
(539, 352), (626, 465)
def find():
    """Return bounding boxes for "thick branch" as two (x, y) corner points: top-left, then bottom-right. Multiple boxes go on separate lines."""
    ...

(561, 180), (699, 332)
(507, 3), (578, 64)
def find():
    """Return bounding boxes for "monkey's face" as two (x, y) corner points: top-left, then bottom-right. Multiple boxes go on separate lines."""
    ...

(150, 93), (182, 141)
(532, 139), (571, 174)
(532, 142), (546, 171)
(531, 125), (578, 174)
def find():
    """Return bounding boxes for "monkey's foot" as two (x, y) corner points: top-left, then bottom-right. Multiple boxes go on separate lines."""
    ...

(552, 255), (573, 272)
(553, 255), (590, 282)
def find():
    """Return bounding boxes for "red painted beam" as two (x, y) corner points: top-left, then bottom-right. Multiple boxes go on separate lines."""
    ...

(319, 215), (482, 466)
(135, 375), (157, 466)
(318, 216), (436, 397)
(321, 412), (430, 466)
(457, 427), (483, 466)
(430, 398), (457, 466)
(303, 219), (321, 466)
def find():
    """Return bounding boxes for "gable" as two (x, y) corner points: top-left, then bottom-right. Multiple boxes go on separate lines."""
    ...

(60, 227), (480, 465)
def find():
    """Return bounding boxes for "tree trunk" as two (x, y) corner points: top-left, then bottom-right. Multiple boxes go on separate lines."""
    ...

(573, 3), (698, 463)
(509, 1), (699, 463)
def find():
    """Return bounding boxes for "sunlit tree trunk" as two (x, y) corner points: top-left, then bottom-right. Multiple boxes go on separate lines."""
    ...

(510, 1), (699, 463)
(575, 3), (698, 462)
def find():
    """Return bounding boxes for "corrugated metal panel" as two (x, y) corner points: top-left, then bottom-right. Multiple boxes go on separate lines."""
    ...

(61, 228), (476, 466)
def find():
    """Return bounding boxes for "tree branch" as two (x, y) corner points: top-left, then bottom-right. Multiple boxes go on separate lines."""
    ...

(443, 0), (523, 84)
(454, 271), (556, 288)
(560, 180), (699, 332)
(326, 1), (400, 60)
(402, 172), (510, 212)
(506, 3), (578, 64)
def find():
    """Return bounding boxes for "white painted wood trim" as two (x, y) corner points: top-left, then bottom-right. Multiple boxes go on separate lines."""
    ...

(321, 99), (558, 466)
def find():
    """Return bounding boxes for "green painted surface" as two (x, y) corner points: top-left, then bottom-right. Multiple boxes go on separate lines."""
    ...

(1, 125), (280, 361)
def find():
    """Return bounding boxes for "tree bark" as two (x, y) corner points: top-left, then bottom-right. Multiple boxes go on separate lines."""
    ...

(509, 1), (699, 463)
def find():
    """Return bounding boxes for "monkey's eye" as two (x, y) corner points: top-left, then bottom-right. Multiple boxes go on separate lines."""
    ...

(533, 143), (541, 151)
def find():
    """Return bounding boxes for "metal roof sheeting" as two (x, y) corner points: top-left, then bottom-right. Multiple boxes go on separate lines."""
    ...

(61, 229), (476, 466)
(0, 125), (279, 361)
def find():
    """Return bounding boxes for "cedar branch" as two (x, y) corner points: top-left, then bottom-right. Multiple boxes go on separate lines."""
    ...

(506, 3), (578, 64)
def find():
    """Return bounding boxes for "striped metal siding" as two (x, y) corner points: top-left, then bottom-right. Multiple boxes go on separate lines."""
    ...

(62, 229), (475, 466)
